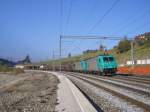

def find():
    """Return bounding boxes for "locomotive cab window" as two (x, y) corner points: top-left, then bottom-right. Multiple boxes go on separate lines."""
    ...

(103, 57), (109, 62)
(103, 57), (114, 62)
(109, 57), (114, 61)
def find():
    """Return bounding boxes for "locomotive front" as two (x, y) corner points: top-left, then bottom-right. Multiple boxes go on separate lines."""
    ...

(97, 55), (117, 75)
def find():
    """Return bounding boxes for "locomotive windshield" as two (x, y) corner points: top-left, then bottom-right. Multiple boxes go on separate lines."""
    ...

(103, 57), (114, 62)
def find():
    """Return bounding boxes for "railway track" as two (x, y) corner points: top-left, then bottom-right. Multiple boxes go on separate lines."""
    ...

(73, 73), (150, 89)
(104, 76), (150, 88)
(72, 74), (150, 95)
(82, 73), (150, 89)
(64, 72), (150, 112)
(118, 75), (150, 81)
(114, 75), (150, 84)
(65, 72), (150, 87)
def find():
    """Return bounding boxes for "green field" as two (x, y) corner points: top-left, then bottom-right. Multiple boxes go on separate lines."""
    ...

(41, 44), (150, 66)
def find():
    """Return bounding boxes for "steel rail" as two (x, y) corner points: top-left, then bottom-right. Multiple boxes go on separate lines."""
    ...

(67, 74), (150, 112)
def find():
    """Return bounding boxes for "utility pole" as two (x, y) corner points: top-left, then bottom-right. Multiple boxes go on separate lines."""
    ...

(52, 50), (55, 71)
(131, 40), (134, 68)
(59, 35), (62, 72)
(59, 35), (133, 71)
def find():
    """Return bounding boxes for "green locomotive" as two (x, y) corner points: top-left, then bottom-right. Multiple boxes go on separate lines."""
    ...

(74, 54), (117, 75)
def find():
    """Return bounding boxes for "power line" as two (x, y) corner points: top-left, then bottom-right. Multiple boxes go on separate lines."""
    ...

(60, 0), (63, 35)
(115, 8), (150, 35)
(62, 41), (83, 56)
(112, 6), (147, 35)
(59, 0), (63, 71)
(65, 0), (73, 34)
(126, 20), (150, 35)
(61, 35), (132, 40)
(59, 35), (134, 64)
(88, 0), (120, 34)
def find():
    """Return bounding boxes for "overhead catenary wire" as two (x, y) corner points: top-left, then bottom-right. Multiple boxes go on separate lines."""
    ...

(126, 20), (150, 36)
(60, 0), (63, 35)
(64, 41), (83, 55)
(65, 0), (73, 34)
(114, 8), (150, 35)
(88, 0), (120, 34)
(59, 0), (63, 71)
(111, 6), (147, 35)
(60, 35), (133, 60)
(61, 35), (133, 40)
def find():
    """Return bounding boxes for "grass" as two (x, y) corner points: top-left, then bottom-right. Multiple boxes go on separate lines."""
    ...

(111, 45), (150, 64)
(40, 45), (150, 66)
(0, 65), (24, 74)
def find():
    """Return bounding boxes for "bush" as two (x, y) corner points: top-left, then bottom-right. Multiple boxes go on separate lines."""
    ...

(144, 36), (150, 47)
(0, 65), (24, 74)
(117, 38), (131, 53)
(0, 65), (12, 72)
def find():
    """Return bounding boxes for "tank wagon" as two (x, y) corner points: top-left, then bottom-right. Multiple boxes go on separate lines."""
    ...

(74, 54), (117, 75)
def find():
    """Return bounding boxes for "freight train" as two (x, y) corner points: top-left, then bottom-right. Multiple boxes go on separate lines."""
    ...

(59, 54), (118, 75)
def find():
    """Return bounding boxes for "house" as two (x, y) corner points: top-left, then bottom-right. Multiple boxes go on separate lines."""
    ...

(15, 64), (24, 69)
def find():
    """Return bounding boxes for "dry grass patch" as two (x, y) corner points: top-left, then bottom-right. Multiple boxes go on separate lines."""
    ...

(0, 65), (24, 75)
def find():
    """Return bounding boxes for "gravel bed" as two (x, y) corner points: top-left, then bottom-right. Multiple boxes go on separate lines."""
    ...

(0, 72), (59, 112)
(76, 74), (150, 93)
(66, 72), (150, 90)
(74, 75), (150, 106)
(108, 78), (150, 89)
(86, 74), (150, 89)
(118, 75), (150, 81)
(0, 73), (28, 86)
(114, 76), (150, 84)
(67, 75), (145, 112)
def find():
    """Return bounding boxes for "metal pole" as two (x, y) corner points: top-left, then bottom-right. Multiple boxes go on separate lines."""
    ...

(131, 40), (134, 68)
(52, 50), (55, 71)
(59, 35), (62, 72)
(59, 0), (63, 72)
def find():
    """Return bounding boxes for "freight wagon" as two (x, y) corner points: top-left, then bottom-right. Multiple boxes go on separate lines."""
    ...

(52, 54), (117, 75)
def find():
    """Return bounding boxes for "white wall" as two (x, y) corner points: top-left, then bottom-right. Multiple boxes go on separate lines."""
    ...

(126, 59), (150, 65)
(15, 65), (24, 69)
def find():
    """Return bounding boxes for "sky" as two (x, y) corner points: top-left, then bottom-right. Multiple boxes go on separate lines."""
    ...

(0, 0), (150, 62)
